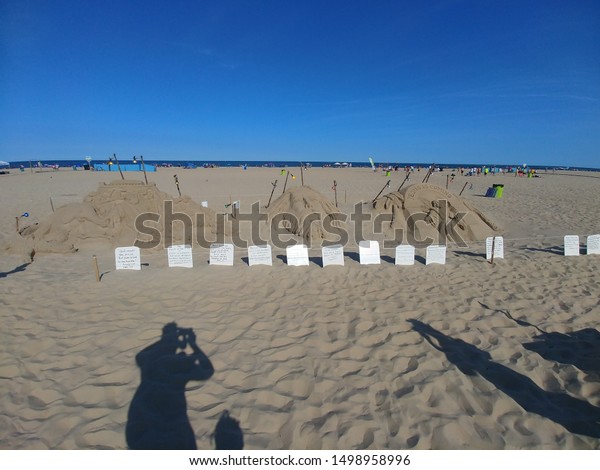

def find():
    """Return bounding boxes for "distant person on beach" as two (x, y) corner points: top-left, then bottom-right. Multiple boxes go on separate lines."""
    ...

(126, 322), (214, 450)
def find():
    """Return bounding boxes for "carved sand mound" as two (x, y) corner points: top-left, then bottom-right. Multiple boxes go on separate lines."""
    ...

(371, 183), (499, 245)
(267, 186), (345, 245)
(3, 180), (224, 259)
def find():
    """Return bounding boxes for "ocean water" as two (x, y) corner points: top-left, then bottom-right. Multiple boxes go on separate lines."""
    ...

(3, 159), (599, 172)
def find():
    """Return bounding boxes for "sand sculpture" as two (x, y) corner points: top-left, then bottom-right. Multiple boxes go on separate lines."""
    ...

(3, 180), (224, 259)
(371, 183), (499, 245)
(267, 186), (346, 245)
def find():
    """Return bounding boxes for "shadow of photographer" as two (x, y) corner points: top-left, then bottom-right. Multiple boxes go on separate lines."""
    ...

(126, 322), (214, 449)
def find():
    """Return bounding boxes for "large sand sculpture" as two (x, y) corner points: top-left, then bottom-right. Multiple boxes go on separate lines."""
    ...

(2, 181), (499, 260)
(2, 180), (224, 259)
(267, 186), (346, 245)
(371, 183), (499, 245)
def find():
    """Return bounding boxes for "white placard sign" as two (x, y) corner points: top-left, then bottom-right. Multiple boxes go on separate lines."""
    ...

(587, 234), (600, 255)
(322, 244), (344, 266)
(564, 235), (580, 257)
(395, 245), (415, 266)
(167, 244), (193, 268)
(248, 245), (273, 266)
(210, 243), (234, 266)
(115, 246), (141, 270)
(359, 240), (381, 265)
(286, 244), (309, 266)
(201, 201), (208, 207)
(426, 245), (446, 265)
(486, 236), (504, 260)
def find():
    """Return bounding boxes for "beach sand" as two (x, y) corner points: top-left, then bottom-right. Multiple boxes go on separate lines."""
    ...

(1, 166), (599, 449)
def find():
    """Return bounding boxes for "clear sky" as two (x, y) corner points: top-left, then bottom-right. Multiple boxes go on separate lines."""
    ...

(1, 0), (599, 167)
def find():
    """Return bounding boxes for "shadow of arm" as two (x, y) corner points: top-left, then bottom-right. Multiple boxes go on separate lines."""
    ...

(189, 349), (214, 380)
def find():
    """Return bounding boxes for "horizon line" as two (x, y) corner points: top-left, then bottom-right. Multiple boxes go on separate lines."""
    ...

(2, 158), (598, 171)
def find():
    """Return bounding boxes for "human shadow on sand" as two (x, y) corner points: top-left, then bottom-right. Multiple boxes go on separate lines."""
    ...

(483, 304), (600, 376)
(408, 319), (600, 438)
(523, 328), (600, 376)
(126, 322), (214, 449)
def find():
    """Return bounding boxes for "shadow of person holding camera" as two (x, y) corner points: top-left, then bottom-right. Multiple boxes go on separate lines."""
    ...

(126, 322), (214, 449)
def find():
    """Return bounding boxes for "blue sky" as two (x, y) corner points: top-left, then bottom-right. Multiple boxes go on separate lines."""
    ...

(1, 0), (599, 167)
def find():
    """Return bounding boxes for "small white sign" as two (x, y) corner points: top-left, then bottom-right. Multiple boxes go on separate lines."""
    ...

(359, 240), (381, 265)
(115, 246), (141, 270)
(486, 236), (504, 260)
(426, 245), (446, 265)
(564, 235), (580, 257)
(395, 245), (415, 265)
(322, 244), (344, 266)
(248, 245), (273, 266)
(587, 234), (600, 255)
(201, 201), (208, 208)
(286, 244), (309, 266)
(210, 243), (234, 266)
(167, 244), (193, 268)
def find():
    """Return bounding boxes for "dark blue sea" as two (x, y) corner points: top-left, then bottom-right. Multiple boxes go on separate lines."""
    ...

(3, 159), (599, 172)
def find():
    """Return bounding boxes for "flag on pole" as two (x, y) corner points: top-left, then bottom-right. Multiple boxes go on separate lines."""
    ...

(368, 157), (376, 171)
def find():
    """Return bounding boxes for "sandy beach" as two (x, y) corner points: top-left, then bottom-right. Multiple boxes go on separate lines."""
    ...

(1, 166), (599, 449)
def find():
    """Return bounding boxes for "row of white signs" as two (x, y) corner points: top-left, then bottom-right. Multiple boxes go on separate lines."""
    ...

(114, 235), (600, 270)
(563, 234), (600, 256)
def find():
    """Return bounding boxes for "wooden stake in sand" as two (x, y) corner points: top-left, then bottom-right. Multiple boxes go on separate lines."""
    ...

(114, 154), (125, 180)
(333, 180), (338, 207)
(459, 181), (468, 196)
(446, 174), (449, 189)
(49, 197), (55, 213)
(282, 170), (290, 194)
(422, 164), (435, 183)
(422, 167), (431, 183)
(300, 164), (305, 186)
(92, 255), (100, 282)
(371, 180), (391, 204)
(427, 169), (435, 183)
(397, 173), (410, 192)
(225, 201), (239, 218)
(139, 155), (149, 184)
(173, 174), (181, 196)
(265, 180), (278, 208)
(489, 236), (496, 265)
(15, 216), (19, 233)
